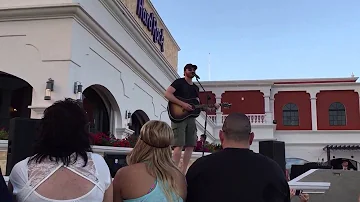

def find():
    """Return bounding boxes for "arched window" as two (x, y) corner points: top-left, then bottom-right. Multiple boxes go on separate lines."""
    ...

(282, 103), (299, 126)
(329, 102), (346, 126)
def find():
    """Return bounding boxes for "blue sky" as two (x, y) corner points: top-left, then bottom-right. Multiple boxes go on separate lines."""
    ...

(151, 0), (360, 81)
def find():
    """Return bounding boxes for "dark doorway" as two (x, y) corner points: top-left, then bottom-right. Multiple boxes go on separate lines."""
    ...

(0, 72), (32, 130)
(83, 87), (110, 134)
(129, 110), (150, 137)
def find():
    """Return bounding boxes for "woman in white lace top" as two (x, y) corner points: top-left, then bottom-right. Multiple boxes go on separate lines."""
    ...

(8, 98), (113, 202)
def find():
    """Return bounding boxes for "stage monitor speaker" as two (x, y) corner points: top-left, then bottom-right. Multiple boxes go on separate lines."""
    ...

(259, 140), (286, 173)
(103, 153), (128, 178)
(6, 118), (40, 176)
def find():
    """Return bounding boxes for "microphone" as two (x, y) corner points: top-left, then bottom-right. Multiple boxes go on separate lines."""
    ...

(193, 73), (200, 79)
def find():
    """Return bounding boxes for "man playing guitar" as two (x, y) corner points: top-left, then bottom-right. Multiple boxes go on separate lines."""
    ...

(165, 63), (219, 173)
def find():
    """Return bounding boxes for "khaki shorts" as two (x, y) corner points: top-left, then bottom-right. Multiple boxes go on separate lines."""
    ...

(171, 117), (197, 147)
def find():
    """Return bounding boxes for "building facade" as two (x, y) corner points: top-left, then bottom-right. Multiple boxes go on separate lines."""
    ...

(198, 77), (360, 169)
(1, 0), (359, 175)
(0, 0), (211, 140)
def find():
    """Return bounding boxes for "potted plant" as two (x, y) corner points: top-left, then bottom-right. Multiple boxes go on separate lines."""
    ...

(0, 128), (8, 140)
(205, 143), (222, 153)
(90, 132), (132, 148)
(194, 141), (222, 153)
(89, 131), (221, 153)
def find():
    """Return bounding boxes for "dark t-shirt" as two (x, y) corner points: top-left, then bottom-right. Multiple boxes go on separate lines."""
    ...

(186, 148), (290, 202)
(170, 78), (199, 99)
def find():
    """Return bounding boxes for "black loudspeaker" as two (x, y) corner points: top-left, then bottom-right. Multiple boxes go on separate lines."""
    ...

(6, 118), (40, 176)
(259, 140), (286, 173)
(103, 153), (128, 178)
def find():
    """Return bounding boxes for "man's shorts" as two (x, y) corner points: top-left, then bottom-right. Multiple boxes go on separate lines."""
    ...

(171, 117), (197, 147)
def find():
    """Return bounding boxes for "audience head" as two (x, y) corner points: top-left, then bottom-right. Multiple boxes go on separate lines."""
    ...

(200, 134), (206, 142)
(127, 120), (174, 165)
(30, 98), (92, 166)
(219, 112), (254, 148)
(127, 120), (181, 201)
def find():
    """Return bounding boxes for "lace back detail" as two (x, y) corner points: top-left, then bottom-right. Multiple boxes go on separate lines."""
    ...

(70, 154), (98, 183)
(28, 153), (99, 188)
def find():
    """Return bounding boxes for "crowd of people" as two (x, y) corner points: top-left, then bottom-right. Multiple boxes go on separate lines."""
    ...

(0, 64), (313, 201)
(0, 98), (310, 202)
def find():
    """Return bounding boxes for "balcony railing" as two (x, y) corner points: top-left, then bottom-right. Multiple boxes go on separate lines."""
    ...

(208, 114), (267, 125)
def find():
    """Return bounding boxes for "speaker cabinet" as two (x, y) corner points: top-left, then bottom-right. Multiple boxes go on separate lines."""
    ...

(259, 140), (286, 173)
(6, 118), (40, 175)
(103, 153), (128, 178)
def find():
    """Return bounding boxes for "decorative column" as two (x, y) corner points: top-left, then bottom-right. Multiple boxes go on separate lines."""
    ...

(115, 128), (134, 139)
(262, 89), (272, 124)
(214, 91), (223, 125)
(270, 98), (275, 121)
(308, 90), (319, 131)
(28, 106), (47, 119)
(270, 89), (278, 125)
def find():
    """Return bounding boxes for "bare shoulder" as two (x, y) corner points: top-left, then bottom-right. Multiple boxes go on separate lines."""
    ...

(113, 167), (125, 189)
(115, 163), (142, 176)
(114, 166), (126, 180)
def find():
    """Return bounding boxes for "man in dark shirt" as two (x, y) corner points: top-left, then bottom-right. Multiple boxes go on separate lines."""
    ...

(186, 113), (290, 202)
(165, 63), (219, 173)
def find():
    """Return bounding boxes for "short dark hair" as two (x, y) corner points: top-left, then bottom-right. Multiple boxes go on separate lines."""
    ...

(222, 113), (251, 141)
(29, 98), (92, 166)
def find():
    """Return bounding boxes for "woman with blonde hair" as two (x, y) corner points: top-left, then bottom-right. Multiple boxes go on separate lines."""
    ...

(113, 120), (187, 202)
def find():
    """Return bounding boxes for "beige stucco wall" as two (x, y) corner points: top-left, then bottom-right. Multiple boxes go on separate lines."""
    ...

(120, 0), (179, 71)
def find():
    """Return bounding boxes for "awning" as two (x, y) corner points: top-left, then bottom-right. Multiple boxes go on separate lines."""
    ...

(323, 144), (360, 151)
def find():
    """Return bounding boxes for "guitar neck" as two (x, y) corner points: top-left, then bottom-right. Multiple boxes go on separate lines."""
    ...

(194, 104), (215, 109)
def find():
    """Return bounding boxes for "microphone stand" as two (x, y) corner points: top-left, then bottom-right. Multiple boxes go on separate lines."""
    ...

(195, 76), (211, 157)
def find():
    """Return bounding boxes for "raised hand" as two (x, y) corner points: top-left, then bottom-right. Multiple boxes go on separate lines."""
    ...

(299, 193), (309, 202)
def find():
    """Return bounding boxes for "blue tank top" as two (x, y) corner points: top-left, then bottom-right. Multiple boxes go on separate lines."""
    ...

(123, 179), (183, 202)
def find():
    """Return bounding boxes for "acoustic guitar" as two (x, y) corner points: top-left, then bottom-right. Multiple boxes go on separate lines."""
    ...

(167, 96), (232, 123)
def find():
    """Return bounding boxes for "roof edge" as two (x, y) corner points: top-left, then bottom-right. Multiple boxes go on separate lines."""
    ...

(146, 0), (181, 51)
(199, 77), (358, 86)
